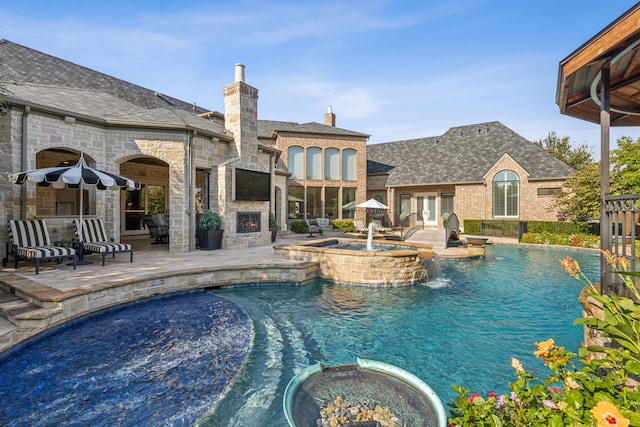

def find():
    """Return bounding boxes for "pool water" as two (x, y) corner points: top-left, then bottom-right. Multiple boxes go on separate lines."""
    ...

(0, 245), (598, 426)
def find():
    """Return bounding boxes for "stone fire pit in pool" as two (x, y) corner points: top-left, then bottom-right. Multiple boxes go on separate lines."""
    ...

(273, 238), (436, 287)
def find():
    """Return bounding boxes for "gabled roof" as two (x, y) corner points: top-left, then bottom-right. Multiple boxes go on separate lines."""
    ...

(0, 40), (229, 137)
(258, 119), (369, 139)
(366, 121), (574, 186)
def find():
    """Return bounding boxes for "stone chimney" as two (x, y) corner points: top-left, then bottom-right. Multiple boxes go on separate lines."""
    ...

(224, 64), (259, 160)
(324, 105), (336, 127)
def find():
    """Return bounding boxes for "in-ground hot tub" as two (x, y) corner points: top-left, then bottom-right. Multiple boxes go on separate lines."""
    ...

(274, 238), (437, 287)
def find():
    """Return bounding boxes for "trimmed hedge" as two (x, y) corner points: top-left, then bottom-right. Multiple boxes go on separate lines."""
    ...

(463, 219), (599, 236)
(330, 219), (355, 232)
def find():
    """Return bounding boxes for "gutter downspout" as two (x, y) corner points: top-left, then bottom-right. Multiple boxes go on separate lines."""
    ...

(20, 106), (30, 219)
(187, 130), (195, 251)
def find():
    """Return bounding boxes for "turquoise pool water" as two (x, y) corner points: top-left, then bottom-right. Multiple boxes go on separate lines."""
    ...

(0, 245), (598, 426)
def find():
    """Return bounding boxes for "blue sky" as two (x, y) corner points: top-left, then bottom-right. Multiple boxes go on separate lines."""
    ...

(1, 1), (636, 151)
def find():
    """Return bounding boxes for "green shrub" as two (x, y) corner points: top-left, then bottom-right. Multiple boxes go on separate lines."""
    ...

(521, 232), (600, 249)
(463, 219), (480, 234)
(269, 212), (276, 228)
(330, 219), (355, 232)
(290, 220), (306, 234)
(199, 210), (222, 231)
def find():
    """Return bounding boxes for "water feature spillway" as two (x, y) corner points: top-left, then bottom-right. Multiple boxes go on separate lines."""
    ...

(274, 237), (437, 287)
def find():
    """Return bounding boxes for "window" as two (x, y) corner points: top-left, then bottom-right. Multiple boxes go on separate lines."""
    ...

(306, 147), (322, 180)
(288, 146), (304, 179)
(441, 193), (454, 217)
(325, 187), (339, 218)
(400, 194), (411, 222)
(195, 169), (209, 213)
(288, 186), (304, 219)
(307, 186), (322, 217)
(342, 188), (356, 219)
(342, 149), (357, 181)
(324, 148), (339, 180)
(538, 188), (562, 196)
(493, 170), (519, 217)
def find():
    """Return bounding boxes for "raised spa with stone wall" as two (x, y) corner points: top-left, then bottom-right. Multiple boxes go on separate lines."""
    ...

(273, 238), (437, 287)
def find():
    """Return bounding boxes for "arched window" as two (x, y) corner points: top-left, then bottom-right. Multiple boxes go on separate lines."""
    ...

(324, 148), (339, 180)
(342, 149), (357, 181)
(306, 147), (322, 180)
(493, 170), (519, 217)
(288, 146), (304, 179)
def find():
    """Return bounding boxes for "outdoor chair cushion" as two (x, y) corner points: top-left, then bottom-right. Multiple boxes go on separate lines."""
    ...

(8, 219), (76, 274)
(74, 218), (133, 266)
(143, 214), (169, 244)
(304, 219), (321, 236)
(353, 219), (369, 233)
(315, 218), (333, 230)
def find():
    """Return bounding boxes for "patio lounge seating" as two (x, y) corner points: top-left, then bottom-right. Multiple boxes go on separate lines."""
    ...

(143, 214), (169, 244)
(353, 219), (369, 233)
(5, 219), (77, 274)
(372, 219), (392, 233)
(75, 218), (133, 266)
(304, 219), (322, 237)
(315, 218), (333, 231)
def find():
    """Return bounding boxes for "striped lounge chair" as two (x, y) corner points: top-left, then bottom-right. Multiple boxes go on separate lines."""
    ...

(75, 218), (133, 266)
(7, 219), (77, 274)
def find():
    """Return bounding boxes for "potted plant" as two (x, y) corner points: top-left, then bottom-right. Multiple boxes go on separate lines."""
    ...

(269, 212), (277, 243)
(199, 210), (223, 250)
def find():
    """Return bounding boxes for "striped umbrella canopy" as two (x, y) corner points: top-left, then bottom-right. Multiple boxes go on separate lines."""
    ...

(11, 156), (139, 191)
(11, 155), (140, 249)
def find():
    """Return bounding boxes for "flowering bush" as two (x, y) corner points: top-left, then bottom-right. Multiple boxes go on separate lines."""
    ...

(448, 250), (640, 426)
(520, 232), (600, 249)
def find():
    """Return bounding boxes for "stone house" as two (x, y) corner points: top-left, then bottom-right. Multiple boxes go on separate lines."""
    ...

(258, 108), (369, 225)
(366, 121), (574, 230)
(0, 40), (283, 252)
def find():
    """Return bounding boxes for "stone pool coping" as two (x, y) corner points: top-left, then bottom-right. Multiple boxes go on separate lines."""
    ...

(0, 234), (492, 353)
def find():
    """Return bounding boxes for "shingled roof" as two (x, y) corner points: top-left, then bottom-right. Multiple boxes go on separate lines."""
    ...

(0, 39), (228, 136)
(366, 121), (574, 186)
(258, 120), (369, 139)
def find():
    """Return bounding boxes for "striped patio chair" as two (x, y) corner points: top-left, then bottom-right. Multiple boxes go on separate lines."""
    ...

(75, 218), (133, 266)
(8, 219), (77, 274)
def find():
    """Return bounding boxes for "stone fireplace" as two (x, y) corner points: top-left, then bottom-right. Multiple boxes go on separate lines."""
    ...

(237, 212), (261, 233)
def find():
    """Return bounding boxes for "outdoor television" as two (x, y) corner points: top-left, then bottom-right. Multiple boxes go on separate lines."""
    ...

(235, 168), (271, 201)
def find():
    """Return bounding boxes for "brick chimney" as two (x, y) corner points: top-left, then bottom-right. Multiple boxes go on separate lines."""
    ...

(324, 105), (336, 127)
(224, 64), (259, 160)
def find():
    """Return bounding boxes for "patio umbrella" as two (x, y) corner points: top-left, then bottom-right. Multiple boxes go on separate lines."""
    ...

(356, 198), (389, 210)
(11, 154), (140, 263)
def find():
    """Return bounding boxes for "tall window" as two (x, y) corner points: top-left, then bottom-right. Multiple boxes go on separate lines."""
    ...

(493, 170), (519, 217)
(441, 193), (454, 218)
(307, 186), (322, 217)
(288, 186), (304, 219)
(342, 188), (356, 219)
(288, 146), (304, 180)
(400, 194), (411, 222)
(306, 147), (322, 180)
(324, 148), (339, 180)
(195, 169), (209, 214)
(342, 149), (357, 181)
(325, 187), (339, 219)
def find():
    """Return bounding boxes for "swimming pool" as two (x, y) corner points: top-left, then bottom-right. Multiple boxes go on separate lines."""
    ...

(0, 245), (598, 426)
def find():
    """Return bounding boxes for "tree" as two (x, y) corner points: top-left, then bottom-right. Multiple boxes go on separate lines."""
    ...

(553, 162), (601, 221)
(611, 135), (640, 195)
(534, 131), (594, 170)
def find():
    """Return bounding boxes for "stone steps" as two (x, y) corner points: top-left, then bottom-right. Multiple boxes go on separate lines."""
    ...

(0, 282), (63, 331)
